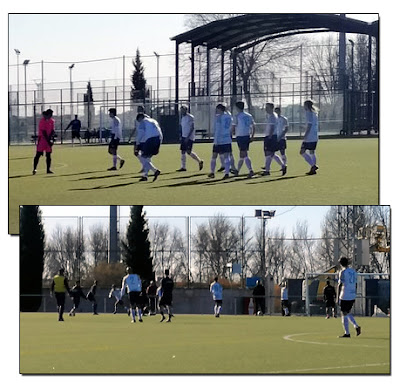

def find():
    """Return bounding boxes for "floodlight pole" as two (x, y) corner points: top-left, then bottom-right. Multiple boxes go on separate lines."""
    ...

(14, 49), (20, 119)
(255, 209), (276, 314)
(69, 64), (75, 120)
(23, 59), (30, 120)
(154, 52), (160, 110)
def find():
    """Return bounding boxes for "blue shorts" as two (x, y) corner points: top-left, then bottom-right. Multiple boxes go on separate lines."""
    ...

(213, 143), (232, 154)
(180, 138), (194, 152)
(264, 135), (278, 152)
(277, 139), (287, 151)
(301, 141), (318, 151)
(236, 135), (251, 151)
(142, 136), (161, 158)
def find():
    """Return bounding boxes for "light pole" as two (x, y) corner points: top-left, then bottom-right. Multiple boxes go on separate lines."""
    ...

(69, 63), (75, 119)
(349, 39), (355, 133)
(255, 209), (276, 314)
(153, 52), (160, 109)
(14, 49), (20, 118)
(23, 59), (30, 120)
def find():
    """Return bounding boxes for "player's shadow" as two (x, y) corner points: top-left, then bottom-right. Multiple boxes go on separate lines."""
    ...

(245, 173), (307, 184)
(9, 173), (37, 179)
(69, 181), (141, 191)
(49, 169), (106, 178)
(162, 172), (205, 181)
(8, 157), (32, 161)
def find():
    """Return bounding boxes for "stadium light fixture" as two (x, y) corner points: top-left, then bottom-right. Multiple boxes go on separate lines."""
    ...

(69, 64), (75, 119)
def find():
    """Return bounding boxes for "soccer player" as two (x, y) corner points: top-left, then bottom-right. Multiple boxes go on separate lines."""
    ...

(337, 257), (361, 338)
(33, 109), (56, 175)
(107, 108), (125, 171)
(210, 276), (223, 318)
(159, 269), (174, 322)
(135, 113), (163, 182)
(252, 279), (265, 315)
(263, 103), (286, 176)
(50, 268), (71, 321)
(323, 280), (337, 319)
(177, 105), (204, 172)
(274, 107), (289, 170)
(121, 267), (143, 323)
(146, 280), (157, 315)
(109, 284), (130, 315)
(208, 103), (235, 179)
(232, 101), (255, 178)
(280, 281), (290, 316)
(64, 114), (82, 145)
(69, 280), (87, 316)
(128, 105), (149, 172)
(300, 100), (319, 175)
(86, 280), (99, 315)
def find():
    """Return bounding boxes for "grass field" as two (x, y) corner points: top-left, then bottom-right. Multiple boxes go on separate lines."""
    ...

(9, 138), (378, 234)
(20, 313), (389, 375)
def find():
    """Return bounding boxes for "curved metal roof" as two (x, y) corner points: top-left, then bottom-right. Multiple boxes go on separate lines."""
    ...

(171, 14), (378, 51)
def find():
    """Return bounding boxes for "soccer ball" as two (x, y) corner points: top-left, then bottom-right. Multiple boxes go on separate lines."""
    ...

(257, 311), (263, 316)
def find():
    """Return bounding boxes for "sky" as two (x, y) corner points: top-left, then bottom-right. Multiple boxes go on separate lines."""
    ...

(7, 13), (379, 92)
(40, 205), (331, 238)
(3, 5), (400, 389)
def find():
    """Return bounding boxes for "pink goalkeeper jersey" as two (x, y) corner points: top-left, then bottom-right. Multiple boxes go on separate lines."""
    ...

(37, 118), (55, 152)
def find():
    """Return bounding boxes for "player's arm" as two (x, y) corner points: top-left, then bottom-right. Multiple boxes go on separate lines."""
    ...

(250, 118), (256, 139)
(186, 117), (195, 141)
(120, 277), (126, 297)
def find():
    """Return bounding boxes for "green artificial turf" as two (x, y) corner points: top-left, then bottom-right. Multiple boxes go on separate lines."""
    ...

(20, 313), (390, 375)
(9, 138), (378, 234)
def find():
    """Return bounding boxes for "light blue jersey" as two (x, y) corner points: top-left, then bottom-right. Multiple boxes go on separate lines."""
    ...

(233, 111), (254, 137)
(213, 112), (232, 145)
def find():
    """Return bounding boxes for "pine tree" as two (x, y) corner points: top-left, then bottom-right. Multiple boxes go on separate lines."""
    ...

(131, 48), (148, 101)
(122, 206), (153, 281)
(20, 206), (45, 312)
(84, 81), (94, 129)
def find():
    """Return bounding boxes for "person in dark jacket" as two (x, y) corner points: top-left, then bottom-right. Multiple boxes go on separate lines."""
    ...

(323, 280), (337, 319)
(252, 279), (266, 315)
(87, 280), (98, 315)
(69, 280), (87, 316)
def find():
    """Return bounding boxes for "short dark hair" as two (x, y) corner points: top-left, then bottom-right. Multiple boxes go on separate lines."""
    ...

(235, 101), (245, 110)
(216, 103), (226, 111)
(339, 257), (349, 267)
(109, 108), (117, 115)
(165, 269), (170, 276)
(265, 102), (274, 110)
(214, 276), (218, 282)
(136, 113), (145, 121)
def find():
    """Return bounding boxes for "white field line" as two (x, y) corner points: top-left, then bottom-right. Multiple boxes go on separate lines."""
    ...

(265, 362), (389, 374)
(283, 332), (387, 348)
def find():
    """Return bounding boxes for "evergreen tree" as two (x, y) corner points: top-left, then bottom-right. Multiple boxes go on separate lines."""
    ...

(131, 48), (148, 101)
(84, 81), (95, 129)
(20, 206), (45, 312)
(122, 206), (153, 281)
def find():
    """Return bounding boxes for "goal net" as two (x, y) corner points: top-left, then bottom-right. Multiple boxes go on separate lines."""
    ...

(304, 272), (390, 317)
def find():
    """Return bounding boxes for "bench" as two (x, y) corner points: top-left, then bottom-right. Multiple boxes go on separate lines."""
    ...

(195, 129), (208, 139)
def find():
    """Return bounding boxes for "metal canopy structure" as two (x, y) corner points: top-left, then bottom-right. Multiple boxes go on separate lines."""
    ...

(171, 13), (379, 105)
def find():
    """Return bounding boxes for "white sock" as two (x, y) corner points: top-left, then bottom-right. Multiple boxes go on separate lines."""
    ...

(190, 152), (201, 163)
(210, 158), (217, 173)
(113, 155), (117, 167)
(274, 153), (284, 167)
(224, 156), (230, 174)
(281, 154), (287, 166)
(146, 158), (156, 173)
(245, 157), (253, 171)
(342, 315), (350, 334)
(302, 152), (314, 166)
(310, 153), (317, 166)
(230, 154), (236, 170)
(181, 153), (186, 169)
(348, 314), (358, 328)
(217, 305), (222, 314)
(237, 158), (244, 172)
(265, 155), (273, 172)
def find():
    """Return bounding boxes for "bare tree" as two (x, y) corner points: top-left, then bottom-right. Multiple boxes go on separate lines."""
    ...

(88, 224), (108, 266)
(192, 214), (240, 281)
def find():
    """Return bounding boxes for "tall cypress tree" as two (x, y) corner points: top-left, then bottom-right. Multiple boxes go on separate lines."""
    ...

(131, 48), (148, 101)
(122, 206), (153, 281)
(20, 206), (45, 312)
